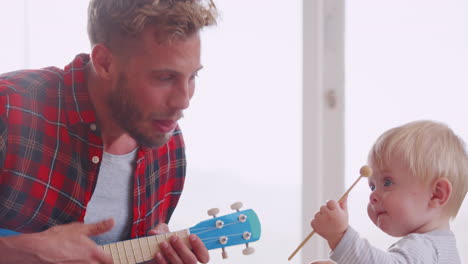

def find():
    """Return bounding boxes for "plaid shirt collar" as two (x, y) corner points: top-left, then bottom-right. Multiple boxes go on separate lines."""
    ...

(63, 54), (98, 126)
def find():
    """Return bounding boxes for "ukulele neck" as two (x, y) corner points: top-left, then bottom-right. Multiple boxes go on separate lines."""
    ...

(101, 230), (190, 264)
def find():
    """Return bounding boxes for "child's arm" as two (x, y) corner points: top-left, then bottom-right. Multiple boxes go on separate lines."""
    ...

(310, 197), (349, 250)
(309, 198), (442, 264)
(328, 226), (440, 263)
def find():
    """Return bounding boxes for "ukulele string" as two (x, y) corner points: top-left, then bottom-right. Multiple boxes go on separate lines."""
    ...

(198, 232), (247, 243)
(190, 221), (240, 236)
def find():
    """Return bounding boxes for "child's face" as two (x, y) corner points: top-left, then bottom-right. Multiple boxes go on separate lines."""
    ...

(367, 157), (434, 237)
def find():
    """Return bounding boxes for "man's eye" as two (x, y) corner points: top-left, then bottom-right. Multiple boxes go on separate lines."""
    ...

(190, 72), (199, 80)
(158, 74), (174, 81)
(369, 184), (375, 191)
(384, 178), (393, 187)
(153, 72), (175, 81)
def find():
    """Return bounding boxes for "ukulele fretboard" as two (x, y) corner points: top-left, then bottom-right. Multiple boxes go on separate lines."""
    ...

(101, 230), (190, 264)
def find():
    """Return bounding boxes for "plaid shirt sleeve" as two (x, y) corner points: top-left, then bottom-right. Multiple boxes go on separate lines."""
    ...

(0, 97), (7, 169)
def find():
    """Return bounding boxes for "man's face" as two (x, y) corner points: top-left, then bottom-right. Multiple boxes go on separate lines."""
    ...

(108, 29), (202, 148)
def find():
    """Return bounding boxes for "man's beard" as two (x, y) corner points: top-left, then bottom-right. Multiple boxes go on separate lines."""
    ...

(107, 74), (174, 148)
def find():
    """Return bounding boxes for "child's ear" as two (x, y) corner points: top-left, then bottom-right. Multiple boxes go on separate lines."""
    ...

(429, 178), (452, 208)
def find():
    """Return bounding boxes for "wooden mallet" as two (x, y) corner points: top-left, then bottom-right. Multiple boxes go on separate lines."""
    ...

(288, 165), (373, 261)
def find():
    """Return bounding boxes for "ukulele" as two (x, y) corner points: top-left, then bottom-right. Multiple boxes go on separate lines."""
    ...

(0, 203), (261, 264)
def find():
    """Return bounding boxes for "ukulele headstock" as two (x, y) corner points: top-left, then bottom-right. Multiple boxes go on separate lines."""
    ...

(189, 202), (261, 259)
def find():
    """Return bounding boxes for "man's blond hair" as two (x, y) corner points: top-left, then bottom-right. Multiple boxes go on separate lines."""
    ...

(368, 120), (468, 218)
(88, 0), (217, 50)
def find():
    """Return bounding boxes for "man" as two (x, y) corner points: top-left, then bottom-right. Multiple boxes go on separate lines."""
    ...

(0, 0), (217, 263)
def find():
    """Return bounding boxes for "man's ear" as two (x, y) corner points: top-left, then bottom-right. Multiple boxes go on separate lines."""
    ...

(429, 178), (452, 208)
(90, 43), (115, 80)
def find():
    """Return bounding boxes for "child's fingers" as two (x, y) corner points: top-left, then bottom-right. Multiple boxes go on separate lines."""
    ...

(314, 210), (320, 218)
(319, 204), (329, 214)
(326, 200), (339, 210)
(339, 195), (348, 210)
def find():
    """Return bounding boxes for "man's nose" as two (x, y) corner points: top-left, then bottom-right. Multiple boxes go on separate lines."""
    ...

(168, 80), (192, 110)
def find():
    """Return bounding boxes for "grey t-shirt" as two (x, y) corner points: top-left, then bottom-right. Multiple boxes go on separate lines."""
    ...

(84, 149), (137, 245)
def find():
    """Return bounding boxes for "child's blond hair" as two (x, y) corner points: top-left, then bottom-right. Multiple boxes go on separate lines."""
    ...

(368, 120), (468, 218)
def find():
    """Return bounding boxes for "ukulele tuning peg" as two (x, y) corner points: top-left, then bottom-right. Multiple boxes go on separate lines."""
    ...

(230, 201), (243, 212)
(222, 247), (228, 259)
(242, 243), (255, 255)
(207, 208), (220, 218)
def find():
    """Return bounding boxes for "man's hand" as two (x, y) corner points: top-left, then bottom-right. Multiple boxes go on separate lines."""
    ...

(0, 219), (115, 264)
(148, 223), (209, 264)
(310, 197), (349, 250)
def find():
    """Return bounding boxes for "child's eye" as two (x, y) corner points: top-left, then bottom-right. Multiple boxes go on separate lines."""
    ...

(384, 178), (393, 187)
(369, 184), (375, 191)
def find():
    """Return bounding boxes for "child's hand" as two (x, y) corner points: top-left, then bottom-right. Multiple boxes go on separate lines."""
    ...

(310, 196), (349, 250)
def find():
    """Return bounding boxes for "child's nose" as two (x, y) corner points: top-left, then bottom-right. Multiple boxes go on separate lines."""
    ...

(369, 191), (379, 204)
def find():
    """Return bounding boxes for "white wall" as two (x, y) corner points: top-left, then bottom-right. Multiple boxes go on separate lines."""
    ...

(346, 0), (468, 262)
(0, 1), (27, 73)
(0, 1), (90, 70)
(172, 1), (303, 263)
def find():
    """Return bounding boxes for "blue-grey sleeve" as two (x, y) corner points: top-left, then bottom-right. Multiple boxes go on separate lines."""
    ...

(330, 227), (438, 264)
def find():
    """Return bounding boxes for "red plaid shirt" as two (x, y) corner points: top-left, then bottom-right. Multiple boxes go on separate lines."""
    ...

(0, 54), (187, 239)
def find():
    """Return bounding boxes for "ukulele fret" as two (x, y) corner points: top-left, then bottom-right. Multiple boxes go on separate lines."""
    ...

(109, 242), (120, 264)
(139, 234), (151, 260)
(102, 244), (111, 261)
(130, 238), (144, 263)
(116, 241), (127, 263)
(123, 240), (137, 264)
(147, 235), (158, 258)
